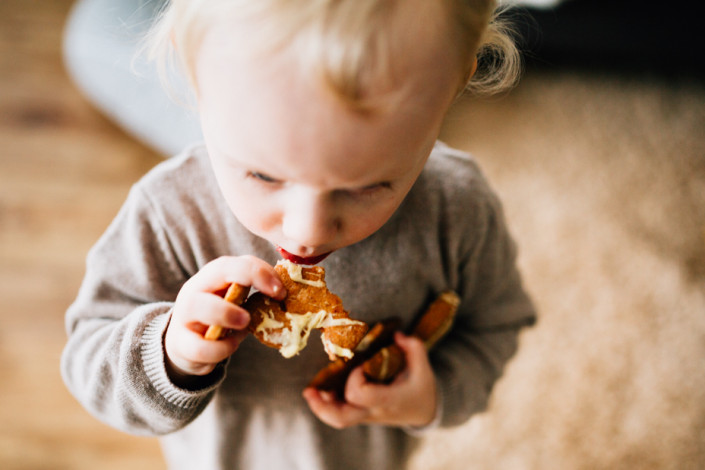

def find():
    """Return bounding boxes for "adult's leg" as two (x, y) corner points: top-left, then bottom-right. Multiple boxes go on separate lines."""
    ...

(63, 0), (203, 156)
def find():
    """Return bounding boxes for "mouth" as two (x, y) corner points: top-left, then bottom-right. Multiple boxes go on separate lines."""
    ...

(276, 246), (332, 265)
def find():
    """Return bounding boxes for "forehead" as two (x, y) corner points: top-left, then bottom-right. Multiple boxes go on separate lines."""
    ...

(195, 2), (460, 188)
(193, 0), (461, 95)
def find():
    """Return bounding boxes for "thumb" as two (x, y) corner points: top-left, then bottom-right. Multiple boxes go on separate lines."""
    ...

(393, 332), (428, 374)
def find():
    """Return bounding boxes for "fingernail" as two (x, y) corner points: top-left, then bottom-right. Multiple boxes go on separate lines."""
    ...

(271, 280), (286, 298)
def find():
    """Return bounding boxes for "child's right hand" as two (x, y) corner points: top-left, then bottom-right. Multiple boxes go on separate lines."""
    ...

(164, 256), (285, 384)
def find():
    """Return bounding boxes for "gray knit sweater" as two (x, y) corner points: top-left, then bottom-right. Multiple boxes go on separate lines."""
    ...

(61, 142), (535, 469)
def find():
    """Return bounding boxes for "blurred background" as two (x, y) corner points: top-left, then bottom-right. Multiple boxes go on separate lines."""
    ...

(1, 1), (704, 469)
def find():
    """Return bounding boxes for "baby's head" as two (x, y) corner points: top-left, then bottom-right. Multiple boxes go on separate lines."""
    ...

(151, 0), (518, 103)
(148, 0), (519, 263)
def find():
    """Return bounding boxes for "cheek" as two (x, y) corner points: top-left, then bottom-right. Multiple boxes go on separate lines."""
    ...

(342, 199), (401, 243)
(213, 174), (280, 236)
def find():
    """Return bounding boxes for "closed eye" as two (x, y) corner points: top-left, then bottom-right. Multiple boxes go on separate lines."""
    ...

(348, 182), (393, 197)
(247, 171), (281, 184)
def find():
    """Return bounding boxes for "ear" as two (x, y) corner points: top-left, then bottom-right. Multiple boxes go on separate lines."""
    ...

(453, 57), (479, 99)
(462, 56), (479, 89)
(467, 56), (478, 80)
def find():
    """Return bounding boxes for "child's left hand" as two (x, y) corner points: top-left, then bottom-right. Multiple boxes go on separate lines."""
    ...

(302, 332), (437, 429)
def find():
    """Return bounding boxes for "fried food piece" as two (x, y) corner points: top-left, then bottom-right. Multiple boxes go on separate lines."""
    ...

(359, 344), (405, 383)
(245, 260), (368, 359)
(409, 291), (461, 349)
(309, 291), (460, 394)
(308, 318), (401, 397)
(362, 291), (460, 383)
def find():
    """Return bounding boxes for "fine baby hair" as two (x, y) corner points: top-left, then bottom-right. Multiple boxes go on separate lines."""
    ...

(146, 0), (521, 104)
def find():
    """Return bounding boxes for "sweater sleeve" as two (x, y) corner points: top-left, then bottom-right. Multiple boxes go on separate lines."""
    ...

(431, 166), (536, 428)
(61, 184), (224, 436)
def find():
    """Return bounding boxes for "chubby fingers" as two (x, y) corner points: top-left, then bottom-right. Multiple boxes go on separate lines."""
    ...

(178, 291), (251, 335)
(391, 332), (432, 382)
(343, 333), (437, 427)
(165, 319), (247, 377)
(167, 293), (248, 375)
(166, 256), (286, 377)
(346, 333), (426, 402)
(302, 388), (370, 429)
(176, 256), (285, 331)
(184, 255), (285, 300)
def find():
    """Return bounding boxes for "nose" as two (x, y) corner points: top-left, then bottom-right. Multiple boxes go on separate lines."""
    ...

(281, 190), (340, 248)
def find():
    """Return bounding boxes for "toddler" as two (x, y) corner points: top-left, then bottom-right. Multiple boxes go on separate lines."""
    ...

(62, 1), (536, 469)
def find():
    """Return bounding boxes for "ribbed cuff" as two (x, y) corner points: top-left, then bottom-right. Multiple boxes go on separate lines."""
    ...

(141, 311), (226, 409)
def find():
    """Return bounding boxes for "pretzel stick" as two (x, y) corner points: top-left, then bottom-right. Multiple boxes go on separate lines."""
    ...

(204, 283), (250, 340)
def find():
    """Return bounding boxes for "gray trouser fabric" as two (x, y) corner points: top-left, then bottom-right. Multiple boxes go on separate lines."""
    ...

(63, 0), (203, 156)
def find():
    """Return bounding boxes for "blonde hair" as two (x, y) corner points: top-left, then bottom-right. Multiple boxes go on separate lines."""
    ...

(146, 0), (520, 104)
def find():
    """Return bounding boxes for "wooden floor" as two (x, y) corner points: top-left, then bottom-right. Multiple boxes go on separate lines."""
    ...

(2, 1), (705, 470)
(0, 2), (165, 469)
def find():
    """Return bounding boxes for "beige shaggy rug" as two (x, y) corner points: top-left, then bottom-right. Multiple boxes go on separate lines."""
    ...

(411, 70), (705, 470)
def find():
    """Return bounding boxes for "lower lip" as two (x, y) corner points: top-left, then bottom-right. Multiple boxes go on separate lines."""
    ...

(276, 246), (332, 265)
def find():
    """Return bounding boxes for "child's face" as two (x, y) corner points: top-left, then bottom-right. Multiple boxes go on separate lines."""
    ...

(196, 9), (462, 263)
